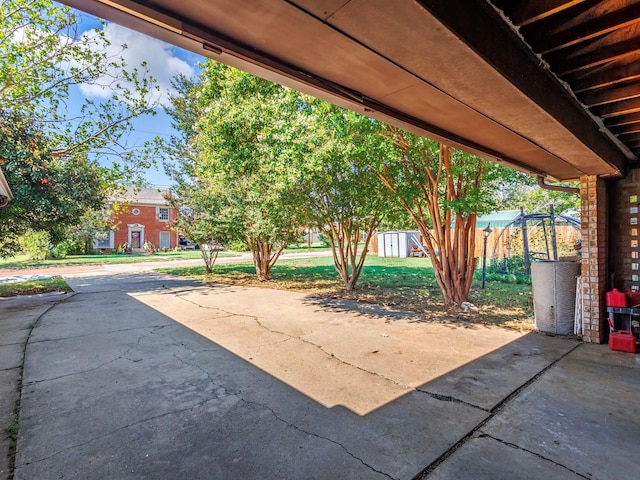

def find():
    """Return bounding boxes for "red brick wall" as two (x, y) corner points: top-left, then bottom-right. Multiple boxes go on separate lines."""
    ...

(111, 204), (177, 250)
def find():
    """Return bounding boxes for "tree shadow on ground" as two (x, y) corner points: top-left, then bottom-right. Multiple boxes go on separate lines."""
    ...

(302, 294), (488, 330)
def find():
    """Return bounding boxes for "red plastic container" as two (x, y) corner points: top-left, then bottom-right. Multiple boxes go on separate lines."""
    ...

(626, 290), (640, 307)
(606, 288), (627, 307)
(609, 330), (637, 353)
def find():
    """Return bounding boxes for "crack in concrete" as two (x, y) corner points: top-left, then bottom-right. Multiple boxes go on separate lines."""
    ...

(19, 331), (258, 469)
(410, 342), (584, 480)
(172, 352), (223, 390)
(142, 295), (395, 477)
(173, 293), (244, 318)
(23, 327), (163, 386)
(0, 365), (21, 373)
(27, 324), (171, 344)
(415, 389), (489, 412)
(150, 328), (261, 387)
(173, 293), (414, 392)
(0, 341), (30, 348)
(134, 286), (210, 298)
(17, 396), (227, 468)
(477, 432), (591, 479)
(237, 396), (396, 480)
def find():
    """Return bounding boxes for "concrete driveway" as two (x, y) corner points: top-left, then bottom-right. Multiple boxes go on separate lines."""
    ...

(5, 272), (640, 479)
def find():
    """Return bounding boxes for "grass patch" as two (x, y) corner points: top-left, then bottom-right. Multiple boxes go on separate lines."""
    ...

(0, 277), (72, 297)
(282, 242), (333, 254)
(5, 409), (19, 477)
(0, 250), (237, 270)
(157, 255), (534, 330)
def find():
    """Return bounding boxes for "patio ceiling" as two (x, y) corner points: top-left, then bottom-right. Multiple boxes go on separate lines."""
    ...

(61, 0), (640, 181)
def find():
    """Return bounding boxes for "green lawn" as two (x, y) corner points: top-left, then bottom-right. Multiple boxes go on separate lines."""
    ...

(0, 250), (237, 270)
(0, 277), (72, 297)
(157, 255), (534, 330)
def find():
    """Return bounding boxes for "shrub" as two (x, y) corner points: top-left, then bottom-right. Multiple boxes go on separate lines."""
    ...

(47, 246), (66, 259)
(56, 239), (83, 256)
(228, 240), (250, 252)
(20, 231), (51, 260)
(318, 233), (331, 247)
(489, 256), (525, 274)
(475, 268), (532, 285)
(143, 241), (157, 253)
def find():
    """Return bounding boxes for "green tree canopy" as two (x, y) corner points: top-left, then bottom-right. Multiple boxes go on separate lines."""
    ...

(0, 112), (104, 257)
(302, 104), (397, 291)
(494, 176), (580, 215)
(164, 62), (312, 280)
(0, 0), (160, 256)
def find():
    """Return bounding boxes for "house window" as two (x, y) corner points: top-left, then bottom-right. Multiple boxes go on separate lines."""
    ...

(93, 231), (114, 249)
(132, 208), (140, 215)
(158, 207), (169, 221)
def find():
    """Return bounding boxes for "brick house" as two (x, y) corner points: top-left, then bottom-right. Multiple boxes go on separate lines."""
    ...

(95, 187), (178, 252)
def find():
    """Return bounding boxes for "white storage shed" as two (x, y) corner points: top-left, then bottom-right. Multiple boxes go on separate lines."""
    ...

(377, 230), (424, 258)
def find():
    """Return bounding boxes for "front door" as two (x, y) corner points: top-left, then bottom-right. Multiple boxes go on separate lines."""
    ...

(131, 231), (141, 248)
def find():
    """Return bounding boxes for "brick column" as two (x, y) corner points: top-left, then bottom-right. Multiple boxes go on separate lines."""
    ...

(580, 175), (608, 343)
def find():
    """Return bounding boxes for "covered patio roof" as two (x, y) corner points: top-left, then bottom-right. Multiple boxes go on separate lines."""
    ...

(61, 0), (639, 181)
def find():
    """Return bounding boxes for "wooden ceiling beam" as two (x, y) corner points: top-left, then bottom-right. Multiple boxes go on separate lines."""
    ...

(416, 0), (628, 173)
(491, 0), (590, 27)
(605, 111), (640, 127)
(611, 123), (640, 136)
(532, 3), (640, 54)
(571, 61), (640, 92)
(579, 81), (640, 107)
(552, 36), (640, 76)
(591, 96), (640, 118)
(615, 132), (640, 144)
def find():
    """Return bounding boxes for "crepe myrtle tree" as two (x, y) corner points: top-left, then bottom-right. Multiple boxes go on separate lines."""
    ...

(163, 62), (311, 281)
(166, 186), (230, 273)
(374, 126), (505, 305)
(303, 103), (396, 291)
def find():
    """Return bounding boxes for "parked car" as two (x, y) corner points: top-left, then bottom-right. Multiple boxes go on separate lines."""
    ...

(178, 236), (199, 250)
(201, 242), (224, 252)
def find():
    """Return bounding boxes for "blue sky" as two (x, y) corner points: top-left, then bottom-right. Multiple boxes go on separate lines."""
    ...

(70, 7), (204, 187)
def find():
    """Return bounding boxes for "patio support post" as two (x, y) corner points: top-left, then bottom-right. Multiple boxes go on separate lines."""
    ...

(580, 176), (608, 343)
(521, 207), (531, 275)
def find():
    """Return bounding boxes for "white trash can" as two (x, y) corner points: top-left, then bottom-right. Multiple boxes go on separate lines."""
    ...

(531, 261), (581, 334)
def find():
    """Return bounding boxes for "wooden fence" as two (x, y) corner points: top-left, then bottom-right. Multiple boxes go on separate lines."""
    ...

(370, 225), (580, 261)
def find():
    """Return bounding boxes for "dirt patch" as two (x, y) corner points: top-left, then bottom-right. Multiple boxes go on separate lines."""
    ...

(188, 272), (535, 331)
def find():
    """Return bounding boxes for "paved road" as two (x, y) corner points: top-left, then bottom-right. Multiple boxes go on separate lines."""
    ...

(5, 272), (639, 479)
(0, 250), (333, 283)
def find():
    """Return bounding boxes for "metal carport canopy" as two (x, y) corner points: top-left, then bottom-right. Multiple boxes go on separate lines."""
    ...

(60, 0), (632, 181)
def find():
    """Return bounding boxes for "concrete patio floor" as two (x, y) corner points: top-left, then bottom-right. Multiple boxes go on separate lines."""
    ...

(2, 272), (639, 479)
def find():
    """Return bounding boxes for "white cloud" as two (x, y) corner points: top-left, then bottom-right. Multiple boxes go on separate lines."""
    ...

(78, 23), (195, 107)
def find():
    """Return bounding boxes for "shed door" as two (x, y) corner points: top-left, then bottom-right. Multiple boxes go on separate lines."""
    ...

(384, 233), (400, 257)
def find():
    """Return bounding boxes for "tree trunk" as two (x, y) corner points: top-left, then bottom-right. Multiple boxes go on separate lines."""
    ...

(248, 236), (284, 281)
(324, 218), (377, 292)
(200, 247), (219, 274)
